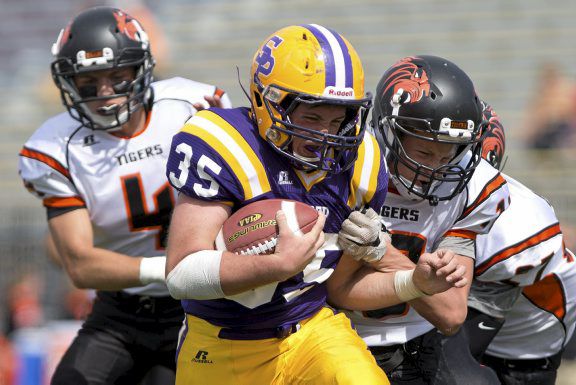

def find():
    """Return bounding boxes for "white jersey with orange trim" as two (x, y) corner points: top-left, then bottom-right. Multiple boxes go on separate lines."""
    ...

(473, 175), (576, 359)
(348, 157), (510, 347)
(18, 77), (232, 296)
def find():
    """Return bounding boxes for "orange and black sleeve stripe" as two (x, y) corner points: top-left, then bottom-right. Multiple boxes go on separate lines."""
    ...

(19, 147), (86, 217)
(44, 196), (87, 219)
(442, 229), (477, 240)
(459, 173), (507, 221)
(475, 222), (562, 276)
(19, 146), (71, 181)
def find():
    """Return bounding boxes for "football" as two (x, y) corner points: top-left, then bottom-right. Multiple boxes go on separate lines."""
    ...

(215, 199), (319, 255)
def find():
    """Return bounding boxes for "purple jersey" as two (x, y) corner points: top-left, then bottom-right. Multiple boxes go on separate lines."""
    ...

(166, 107), (388, 330)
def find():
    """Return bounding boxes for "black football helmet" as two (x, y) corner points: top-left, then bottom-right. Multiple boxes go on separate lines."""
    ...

(480, 101), (506, 170)
(51, 6), (154, 130)
(372, 55), (486, 204)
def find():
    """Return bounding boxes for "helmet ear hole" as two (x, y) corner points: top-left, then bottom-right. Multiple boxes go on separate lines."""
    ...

(253, 91), (263, 108)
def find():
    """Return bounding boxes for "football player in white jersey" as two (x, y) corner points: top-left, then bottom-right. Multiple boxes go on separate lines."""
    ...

(328, 55), (510, 384)
(18, 6), (231, 384)
(461, 106), (576, 385)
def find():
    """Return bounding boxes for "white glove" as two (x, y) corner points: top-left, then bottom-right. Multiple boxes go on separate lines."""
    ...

(338, 208), (390, 263)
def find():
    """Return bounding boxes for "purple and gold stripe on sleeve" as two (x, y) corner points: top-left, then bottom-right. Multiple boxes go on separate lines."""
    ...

(347, 132), (383, 209)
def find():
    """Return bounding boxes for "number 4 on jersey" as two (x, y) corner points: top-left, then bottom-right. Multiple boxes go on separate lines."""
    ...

(121, 173), (175, 250)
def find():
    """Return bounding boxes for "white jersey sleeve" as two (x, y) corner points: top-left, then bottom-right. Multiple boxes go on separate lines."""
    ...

(152, 77), (232, 110)
(486, 249), (576, 359)
(472, 175), (576, 358)
(474, 175), (563, 285)
(19, 113), (85, 208)
(444, 158), (509, 243)
(469, 175), (559, 317)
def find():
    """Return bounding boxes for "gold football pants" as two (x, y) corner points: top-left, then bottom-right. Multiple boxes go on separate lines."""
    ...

(176, 307), (389, 385)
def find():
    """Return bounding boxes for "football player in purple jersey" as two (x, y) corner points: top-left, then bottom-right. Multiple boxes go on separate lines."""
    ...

(165, 26), (466, 385)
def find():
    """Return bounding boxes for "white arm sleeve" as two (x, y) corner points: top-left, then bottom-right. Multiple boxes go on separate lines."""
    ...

(166, 250), (224, 300)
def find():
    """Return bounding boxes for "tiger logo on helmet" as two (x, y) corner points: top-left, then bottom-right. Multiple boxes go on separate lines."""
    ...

(249, 24), (372, 173)
(111, 9), (146, 43)
(480, 101), (506, 170)
(382, 56), (431, 107)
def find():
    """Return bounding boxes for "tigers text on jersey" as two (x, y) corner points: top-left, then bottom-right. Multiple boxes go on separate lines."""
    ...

(347, 158), (510, 347)
(473, 175), (576, 359)
(18, 77), (231, 296)
(165, 107), (389, 330)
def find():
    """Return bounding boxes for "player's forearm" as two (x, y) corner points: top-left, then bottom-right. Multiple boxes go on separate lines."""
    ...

(409, 287), (468, 335)
(219, 251), (293, 295)
(49, 209), (150, 290)
(62, 247), (144, 290)
(328, 265), (401, 310)
(45, 231), (64, 267)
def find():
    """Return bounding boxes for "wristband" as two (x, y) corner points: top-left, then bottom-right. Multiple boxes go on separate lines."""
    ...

(139, 256), (167, 285)
(394, 269), (427, 302)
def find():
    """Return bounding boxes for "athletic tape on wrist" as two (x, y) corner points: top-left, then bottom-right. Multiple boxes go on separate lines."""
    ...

(166, 250), (224, 300)
(139, 256), (167, 285)
(394, 269), (427, 302)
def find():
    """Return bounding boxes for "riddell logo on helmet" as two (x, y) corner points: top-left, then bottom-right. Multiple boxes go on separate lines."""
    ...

(324, 87), (355, 99)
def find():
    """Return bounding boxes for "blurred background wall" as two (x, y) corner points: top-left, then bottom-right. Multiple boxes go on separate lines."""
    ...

(1, 0), (575, 383)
